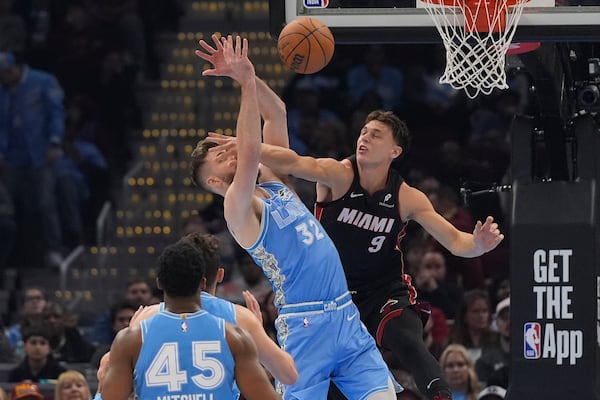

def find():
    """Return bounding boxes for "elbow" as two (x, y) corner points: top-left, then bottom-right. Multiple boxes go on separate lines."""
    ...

(275, 96), (287, 116)
(278, 364), (299, 385)
(275, 353), (298, 385)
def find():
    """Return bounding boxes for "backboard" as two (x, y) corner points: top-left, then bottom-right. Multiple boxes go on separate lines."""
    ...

(271, 0), (600, 43)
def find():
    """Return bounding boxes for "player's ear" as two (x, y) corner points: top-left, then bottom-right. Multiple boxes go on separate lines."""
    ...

(216, 268), (225, 284)
(391, 145), (403, 159)
(206, 175), (223, 190)
(200, 277), (207, 291)
(155, 277), (162, 290)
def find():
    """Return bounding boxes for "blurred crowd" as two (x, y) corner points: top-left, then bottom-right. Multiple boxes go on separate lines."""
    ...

(0, 0), (182, 270)
(0, 1), (536, 398)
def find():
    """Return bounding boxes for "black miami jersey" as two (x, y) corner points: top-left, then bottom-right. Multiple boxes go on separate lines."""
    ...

(315, 157), (414, 313)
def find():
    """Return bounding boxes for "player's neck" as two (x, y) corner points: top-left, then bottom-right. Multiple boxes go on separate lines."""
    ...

(357, 162), (390, 195)
(163, 297), (201, 314)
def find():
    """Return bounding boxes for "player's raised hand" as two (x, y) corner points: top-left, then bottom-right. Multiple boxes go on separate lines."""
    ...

(207, 131), (238, 154)
(242, 290), (264, 325)
(212, 35), (255, 85)
(473, 216), (504, 253)
(195, 34), (232, 76)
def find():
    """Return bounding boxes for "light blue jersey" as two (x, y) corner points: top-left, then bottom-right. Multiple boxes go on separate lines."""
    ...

(245, 181), (394, 400)
(159, 293), (237, 324)
(247, 181), (349, 306)
(134, 309), (236, 400)
(201, 292), (237, 324)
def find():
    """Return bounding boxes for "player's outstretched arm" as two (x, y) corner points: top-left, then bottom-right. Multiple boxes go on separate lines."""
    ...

(401, 183), (504, 257)
(102, 327), (140, 400)
(260, 143), (352, 189)
(226, 323), (282, 400)
(235, 301), (298, 385)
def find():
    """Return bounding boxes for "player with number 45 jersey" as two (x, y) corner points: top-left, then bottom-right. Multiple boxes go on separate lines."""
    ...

(101, 242), (280, 400)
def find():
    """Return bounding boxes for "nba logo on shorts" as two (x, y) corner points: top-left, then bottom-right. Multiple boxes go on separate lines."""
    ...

(304, 0), (329, 8)
(523, 322), (541, 359)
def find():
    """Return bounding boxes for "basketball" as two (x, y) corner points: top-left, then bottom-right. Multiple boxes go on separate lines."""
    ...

(277, 17), (335, 75)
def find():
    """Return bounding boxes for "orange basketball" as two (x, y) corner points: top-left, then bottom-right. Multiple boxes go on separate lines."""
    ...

(277, 17), (335, 75)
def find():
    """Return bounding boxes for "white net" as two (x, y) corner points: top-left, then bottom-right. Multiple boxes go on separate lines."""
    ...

(421, 0), (530, 98)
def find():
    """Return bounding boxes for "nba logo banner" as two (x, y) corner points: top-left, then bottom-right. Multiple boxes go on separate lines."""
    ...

(304, 0), (329, 8)
(524, 322), (541, 359)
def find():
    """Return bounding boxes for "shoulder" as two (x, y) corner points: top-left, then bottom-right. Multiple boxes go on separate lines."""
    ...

(113, 325), (142, 349)
(225, 323), (256, 354)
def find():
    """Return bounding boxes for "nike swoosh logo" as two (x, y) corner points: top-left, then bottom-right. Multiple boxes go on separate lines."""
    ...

(426, 378), (441, 390)
(349, 192), (364, 198)
(347, 313), (358, 321)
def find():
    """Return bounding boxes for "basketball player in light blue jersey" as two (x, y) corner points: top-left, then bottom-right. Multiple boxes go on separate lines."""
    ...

(129, 232), (298, 386)
(101, 241), (281, 400)
(191, 34), (396, 399)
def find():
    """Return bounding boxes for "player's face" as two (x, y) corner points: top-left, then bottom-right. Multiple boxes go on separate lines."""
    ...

(355, 120), (400, 165)
(202, 147), (237, 188)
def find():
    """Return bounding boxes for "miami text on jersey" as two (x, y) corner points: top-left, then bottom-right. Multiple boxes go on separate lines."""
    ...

(336, 208), (397, 233)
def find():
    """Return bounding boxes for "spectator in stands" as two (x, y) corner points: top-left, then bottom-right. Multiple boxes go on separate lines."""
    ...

(477, 385), (506, 400)
(89, 278), (152, 345)
(218, 251), (272, 305)
(0, 51), (65, 269)
(90, 300), (137, 367)
(426, 185), (485, 289)
(9, 381), (43, 400)
(0, 320), (16, 362)
(0, 0), (26, 55)
(346, 44), (405, 113)
(8, 322), (65, 382)
(0, 387), (6, 400)
(42, 302), (95, 363)
(449, 290), (498, 363)
(54, 370), (92, 400)
(7, 287), (47, 356)
(286, 77), (349, 158)
(440, 344), (480, 400)
(0, 179), (15, 271)
(475, 297), (510, 389)
(423, 306), (449, 360)
(414, 249), (464, 319)
(54, 93), (109, 248)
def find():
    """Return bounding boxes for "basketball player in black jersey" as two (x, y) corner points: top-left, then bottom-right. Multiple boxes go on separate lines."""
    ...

(207, 110), (504, 400)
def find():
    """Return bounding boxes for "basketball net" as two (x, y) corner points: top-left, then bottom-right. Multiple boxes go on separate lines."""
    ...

(421, 0), (530, 98)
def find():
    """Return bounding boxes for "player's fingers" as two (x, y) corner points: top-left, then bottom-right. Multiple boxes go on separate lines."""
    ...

(198, 40), (216, 54)
(242, 38), (248, 58)
(212, 34), (224, 50)
(194, 49), (211, 60)
(235, 36), (242, 56)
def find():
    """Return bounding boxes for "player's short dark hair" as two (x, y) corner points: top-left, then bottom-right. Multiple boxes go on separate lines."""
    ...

(365, 110), (411, 154)
(178, 232), (221, 287)
(190, 140), (218, 189)
(157, 242), (206, 298)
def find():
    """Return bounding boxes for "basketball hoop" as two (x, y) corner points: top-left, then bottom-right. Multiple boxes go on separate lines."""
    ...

(420, 0), (531, 98)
